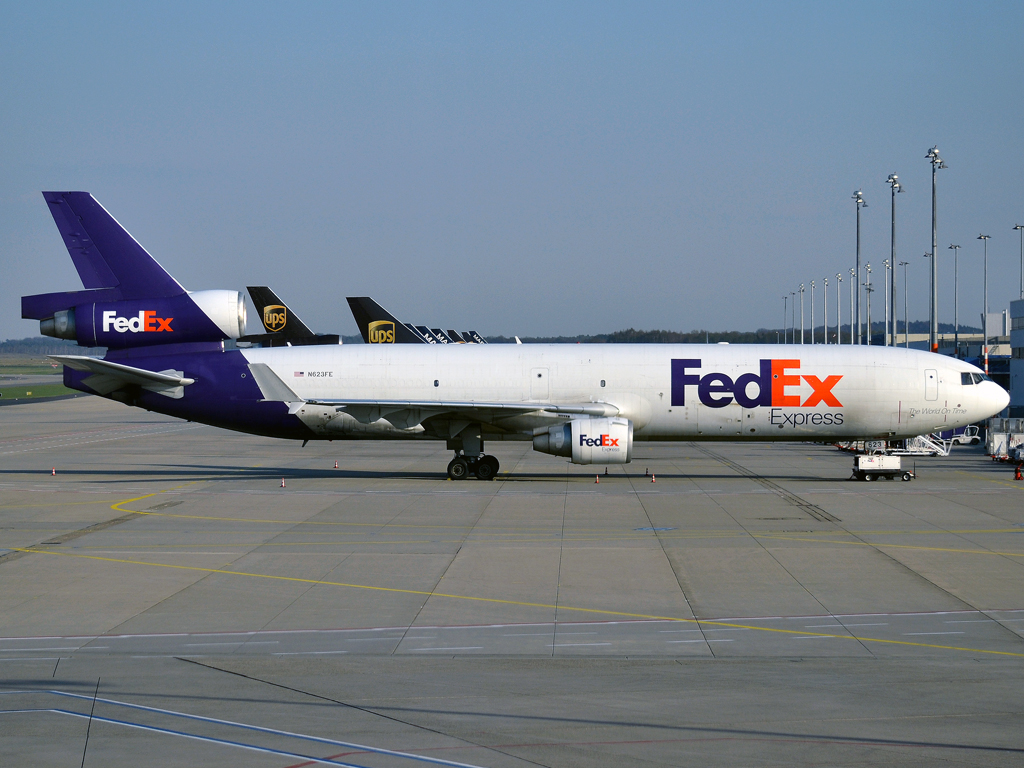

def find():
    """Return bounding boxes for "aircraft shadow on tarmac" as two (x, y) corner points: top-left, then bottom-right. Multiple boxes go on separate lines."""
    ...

(0, 465), (849, 483)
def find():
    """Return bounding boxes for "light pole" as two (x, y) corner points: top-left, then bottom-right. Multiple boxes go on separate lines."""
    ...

(949, 244), (960, 356)
(883, 259), (890, 345)
(782, 296), (788, 343)
(853, 189), (867, 343)
(810, 281), (815, 344)
(887, 173), (902, 346)
(823, 277), (829, 344)
(791, 292), (796, 345)
(849, 267), (856, 344)
(1015, 224), (1024, 299)
(979, 234), (990, 373)
(926, 146), (947, 352)
(836, 273), (842, 344)
(799, 284), (805, 344)
(900, 261), (909, 347)
(865, 263), (873, 345)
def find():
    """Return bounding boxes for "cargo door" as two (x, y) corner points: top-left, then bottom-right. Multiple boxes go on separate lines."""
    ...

(531, 367), (549, 400)
(924, 369), (938, 401)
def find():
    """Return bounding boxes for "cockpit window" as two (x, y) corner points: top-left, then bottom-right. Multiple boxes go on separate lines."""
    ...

(980, 373), (993, 383)
(972, 373), (987, 384)
(962, 372), (974, 385)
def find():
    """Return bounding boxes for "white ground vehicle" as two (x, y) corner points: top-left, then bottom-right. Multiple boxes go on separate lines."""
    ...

(852, 455), (914, 482)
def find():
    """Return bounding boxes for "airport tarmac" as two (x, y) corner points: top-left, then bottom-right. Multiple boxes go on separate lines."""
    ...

(2, 396), (1024, 766)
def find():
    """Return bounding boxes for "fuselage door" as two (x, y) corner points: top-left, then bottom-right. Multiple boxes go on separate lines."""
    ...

(925, 369), (938, 401)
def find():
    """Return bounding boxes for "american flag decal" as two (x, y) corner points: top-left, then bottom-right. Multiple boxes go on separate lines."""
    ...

(294, 371), (304, 377)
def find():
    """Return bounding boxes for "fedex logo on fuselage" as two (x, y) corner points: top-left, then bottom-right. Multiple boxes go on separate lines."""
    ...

(671, 359), (842, 409)
(580, 433), (620, 447)
(102, 310), (173, 333)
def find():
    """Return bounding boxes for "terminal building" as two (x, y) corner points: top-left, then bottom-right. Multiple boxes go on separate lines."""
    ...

(1011, 298), (1023, 417)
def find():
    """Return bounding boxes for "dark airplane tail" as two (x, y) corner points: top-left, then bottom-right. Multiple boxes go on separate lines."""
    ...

(247, 287), (315, 337)
(241, 287), (339, 347)
(23, 192), (246, 349)
(346, 297), (428, 344)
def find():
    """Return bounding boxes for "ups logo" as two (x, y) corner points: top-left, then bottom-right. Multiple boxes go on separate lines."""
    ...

(263, 304), (287, 333)
(368, 320), (395, 343)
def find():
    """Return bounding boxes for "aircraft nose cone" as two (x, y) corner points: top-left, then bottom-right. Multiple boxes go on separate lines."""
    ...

(982, 382), (1010, 417)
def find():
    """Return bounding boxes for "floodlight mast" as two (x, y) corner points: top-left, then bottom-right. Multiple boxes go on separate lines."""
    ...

(1015, 224), (1024, 299)
(810, 281), (815, 344)
(864, 264), (873, 345)
(886, 174), (902, 346)
(883, 259), (890, 346)
(849, 268), (856, 344)
(782, 295), (788, 343)
(823, 277), (828, 344)
(926, 146), (947, 352)
(978, 234), (990, 374)
(900, 261), (909, 347)
(949, 244), (961, 355)
(799, 284), (805, 344)
(835, 273), (842, 344)
(853, 189), (867, 344)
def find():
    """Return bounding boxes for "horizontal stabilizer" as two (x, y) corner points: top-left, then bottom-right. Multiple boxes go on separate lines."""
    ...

(50, 355), (194, 399)
(43, 192), (185, 299)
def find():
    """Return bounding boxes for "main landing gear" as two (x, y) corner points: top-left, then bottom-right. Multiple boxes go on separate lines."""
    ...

(447, 454), (500, 481)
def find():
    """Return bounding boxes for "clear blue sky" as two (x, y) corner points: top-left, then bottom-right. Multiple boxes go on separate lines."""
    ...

(3, 1), (1023, 340)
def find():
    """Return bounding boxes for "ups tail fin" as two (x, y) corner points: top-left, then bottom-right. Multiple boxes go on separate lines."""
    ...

(246, 286), (315, 337)
(346, 297), (427, 344)
(42, 192), (184, 299)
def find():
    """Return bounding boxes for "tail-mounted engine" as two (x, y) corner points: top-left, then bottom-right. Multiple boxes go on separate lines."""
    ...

(533, 417), (633, 465)
(30, 290), (246, 349)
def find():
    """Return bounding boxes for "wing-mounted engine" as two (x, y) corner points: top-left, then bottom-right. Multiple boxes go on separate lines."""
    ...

(533, 417), (633, 464)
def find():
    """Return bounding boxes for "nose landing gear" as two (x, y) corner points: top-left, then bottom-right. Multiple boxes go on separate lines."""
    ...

(447, 453), (500, 480)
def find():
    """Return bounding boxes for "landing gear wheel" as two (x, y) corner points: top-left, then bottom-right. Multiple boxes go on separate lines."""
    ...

(476, 455), (499, 481)
(447, 457), (469, 480)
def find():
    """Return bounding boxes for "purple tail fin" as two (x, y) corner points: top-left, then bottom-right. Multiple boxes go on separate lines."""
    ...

(42, 192), (184, 299)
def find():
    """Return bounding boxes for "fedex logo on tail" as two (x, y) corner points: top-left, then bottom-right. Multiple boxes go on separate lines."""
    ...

(102, 310), (173, 333)
(580, 433), (620, 447)
(671, 359), (842, 409)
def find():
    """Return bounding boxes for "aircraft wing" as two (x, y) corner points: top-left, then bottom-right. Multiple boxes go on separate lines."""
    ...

(50, 355), (195, 399)
(246, 362), (618, 426)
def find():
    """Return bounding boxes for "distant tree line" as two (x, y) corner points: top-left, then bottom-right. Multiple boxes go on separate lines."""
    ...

(2, 320), (987, 354)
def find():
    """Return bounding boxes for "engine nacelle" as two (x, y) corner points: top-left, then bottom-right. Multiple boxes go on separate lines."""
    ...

(35, 290), (246, 348)
(533, 417), (633, 465)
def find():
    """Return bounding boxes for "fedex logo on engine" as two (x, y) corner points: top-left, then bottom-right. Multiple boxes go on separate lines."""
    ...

(671, 359), (842, 409)
(580, 433), (620, 447)
(102, 310), (173, 333)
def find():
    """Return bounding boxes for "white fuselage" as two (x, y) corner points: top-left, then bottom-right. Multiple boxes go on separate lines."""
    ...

(239, 343), (1007, 442)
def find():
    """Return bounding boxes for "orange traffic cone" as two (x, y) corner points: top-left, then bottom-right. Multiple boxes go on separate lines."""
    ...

(51, 467), (55, 476)
(334, 460), (339, 469)
(1015, 464), (1023, 481)
(651, 474), (656, 483)
(280, 478), (286, 488)
(595, 475), (599, 483)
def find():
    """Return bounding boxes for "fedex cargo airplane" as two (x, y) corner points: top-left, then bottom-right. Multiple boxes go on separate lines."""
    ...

(23, 192), (1008, 480)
